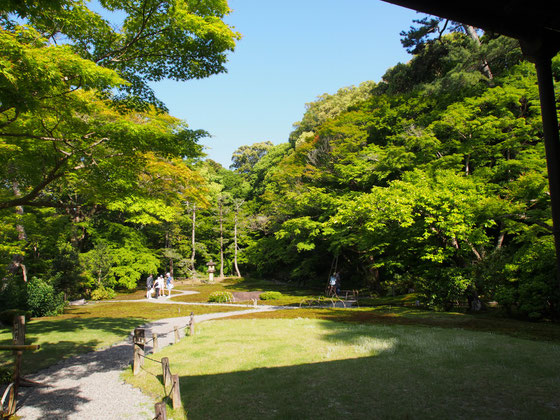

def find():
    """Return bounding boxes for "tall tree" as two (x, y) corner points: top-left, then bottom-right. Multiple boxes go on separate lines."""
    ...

(233, 198), (244, 278)
(230, 141), (274, 174)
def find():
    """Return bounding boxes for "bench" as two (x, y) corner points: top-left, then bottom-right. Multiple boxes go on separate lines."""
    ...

(339, 289), (359, 300)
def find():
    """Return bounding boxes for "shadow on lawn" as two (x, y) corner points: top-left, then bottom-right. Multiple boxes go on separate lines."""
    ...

(230, 307), (560, 342)
(177, 354), (558, 420)
(27, 317), (143, 336)
(0, 317), (143, 375)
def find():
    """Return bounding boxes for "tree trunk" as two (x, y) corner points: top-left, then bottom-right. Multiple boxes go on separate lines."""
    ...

(165, 230), (172, 276)
(463, 24), (494, 81)
(219, 199), (224, 279)
(496, 222), (505, 250)
(233, 200), (243, 278)
(9, 181), (28, 282)
(191, 204), (196, 275)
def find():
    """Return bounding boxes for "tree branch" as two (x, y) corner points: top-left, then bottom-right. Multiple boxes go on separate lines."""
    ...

(0, 157), (69, 209)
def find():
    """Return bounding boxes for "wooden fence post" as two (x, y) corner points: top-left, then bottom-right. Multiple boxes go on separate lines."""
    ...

(133, 328), (145, 375)
(161, 357), (172, 389)
(189, 312), (195, 336)
(174, 326), (179, 343)
(6, 315), (25, 416)
(152, 333), (159, 353)
(13, 315), (25, 380)
(171, 374), (182, 409)
(155, 402), (167, 420)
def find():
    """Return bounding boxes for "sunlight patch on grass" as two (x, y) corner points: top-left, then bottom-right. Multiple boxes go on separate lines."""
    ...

(124, 317), (560, 419)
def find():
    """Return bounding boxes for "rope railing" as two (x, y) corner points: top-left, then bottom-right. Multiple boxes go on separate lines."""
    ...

(0, 316), (42, 418)
(139, 354), (163, 364)
(132, 314), (194, 418)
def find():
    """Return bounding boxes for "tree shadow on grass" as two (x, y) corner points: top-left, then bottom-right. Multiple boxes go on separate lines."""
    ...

(27, 317), (144, 337)
(178, 332), (560, 420)
(0, 317), (144, 375)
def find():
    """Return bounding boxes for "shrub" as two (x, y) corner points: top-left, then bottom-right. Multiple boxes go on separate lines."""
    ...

(260, 291), (283, 300)
(0, 366), (12, 384)
(0, 309), (32, 326)
(0, 277), (27, 312)
(208, 291), (234, 303)
(90, 286), (116, 301)
(496, 237), (559, 320)
(26, 277), (65, 317)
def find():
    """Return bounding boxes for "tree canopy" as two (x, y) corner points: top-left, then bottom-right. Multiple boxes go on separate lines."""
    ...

(1, 7), (558, 321)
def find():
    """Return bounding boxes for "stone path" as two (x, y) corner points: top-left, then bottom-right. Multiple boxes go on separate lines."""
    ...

(12, 289), (281, 419)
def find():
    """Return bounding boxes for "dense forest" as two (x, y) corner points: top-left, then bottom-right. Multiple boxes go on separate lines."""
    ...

(1, 2), (559, 320)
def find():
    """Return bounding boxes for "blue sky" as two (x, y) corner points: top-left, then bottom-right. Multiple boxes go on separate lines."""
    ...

(151, 0), (420, 168)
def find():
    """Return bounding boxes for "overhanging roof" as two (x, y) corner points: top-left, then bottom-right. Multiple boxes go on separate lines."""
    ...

(382, 0), (560, 59)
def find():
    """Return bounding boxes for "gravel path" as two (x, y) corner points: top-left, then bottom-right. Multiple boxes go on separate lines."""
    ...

(12, 289), (281, 419)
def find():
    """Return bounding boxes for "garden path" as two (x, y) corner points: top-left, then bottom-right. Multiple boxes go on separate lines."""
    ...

(13, 304), (278, 419)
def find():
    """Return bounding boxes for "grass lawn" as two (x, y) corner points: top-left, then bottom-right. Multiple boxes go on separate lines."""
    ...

(124, 317), (560, 419)
(167, 277), (325, 306)
(0, 301), (243, 376)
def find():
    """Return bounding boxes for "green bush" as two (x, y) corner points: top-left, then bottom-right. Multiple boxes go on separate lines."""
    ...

(260, 291), (283, 300)
(208, 291), (234, 303)
(0, 309), (32, 326)
(496, 238), (559, 320)
(0, 366), (12, 384)
(90, 286), (116, 301)
(0, 277), (27, 312)
(26, 277), (65, 317)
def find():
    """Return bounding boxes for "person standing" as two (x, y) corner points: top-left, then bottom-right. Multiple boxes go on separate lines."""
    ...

(146, 274), (154, 299)
(335, 271), (341, 295)
(165, 272), (174, 297)
(154, 275), (163, 298)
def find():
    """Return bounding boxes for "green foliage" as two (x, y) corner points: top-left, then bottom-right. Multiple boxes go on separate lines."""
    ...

(0, 5), (556, 322)
(495, 237), (559, 320)
(259, 291), (283, 300)
(238, 24), (557, 318)
(208, 291), (233, 303)
(289, 81), (375, 147)
(0, 365), (11, 384)
(0, 277), (27, 311)
(230, 141), (274, 174)
(90, 286), (117, 301)
(26, 277), (65, 317)
(0, 308), (32, 326)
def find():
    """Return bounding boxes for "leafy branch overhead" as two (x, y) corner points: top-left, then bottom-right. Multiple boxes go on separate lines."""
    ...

(0, 0), (240, 210)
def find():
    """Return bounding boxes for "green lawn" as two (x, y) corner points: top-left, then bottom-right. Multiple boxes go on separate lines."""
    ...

(0, 301), (242, 375)
(124, 317), (560, 420)
(3, 278), (560, 419)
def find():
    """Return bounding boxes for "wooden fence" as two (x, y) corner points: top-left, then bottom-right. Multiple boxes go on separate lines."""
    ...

(0, 316), (40, 418)
(133, 312), (196, 419)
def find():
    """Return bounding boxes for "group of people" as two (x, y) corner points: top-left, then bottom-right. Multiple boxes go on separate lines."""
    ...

(146, 272), (174, 299)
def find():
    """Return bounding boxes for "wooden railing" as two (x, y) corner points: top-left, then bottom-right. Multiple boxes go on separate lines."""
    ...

(133, 312), (196, 419)
(0, 316), (41, 418)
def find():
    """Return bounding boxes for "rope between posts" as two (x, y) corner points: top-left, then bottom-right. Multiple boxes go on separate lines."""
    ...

(143, 321), (193, 339)
(165, 379), (175, 398)
(139, 353), (163, 364)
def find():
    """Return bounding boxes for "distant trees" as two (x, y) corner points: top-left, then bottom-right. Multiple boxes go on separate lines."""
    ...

(230, 141), (274, 174)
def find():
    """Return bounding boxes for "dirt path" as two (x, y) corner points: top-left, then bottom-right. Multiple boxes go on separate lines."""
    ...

(13, 306), (278, 419)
